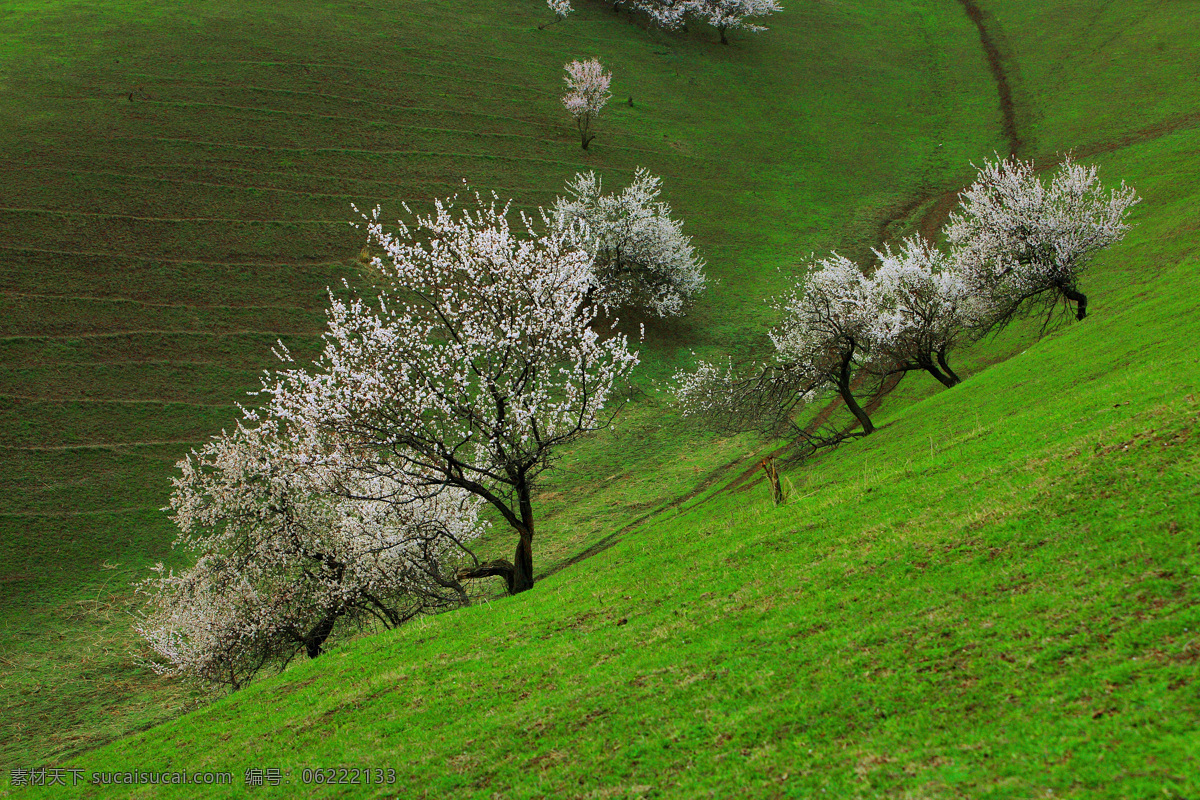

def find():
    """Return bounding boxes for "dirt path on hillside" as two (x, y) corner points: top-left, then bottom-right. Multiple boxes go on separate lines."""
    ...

(956, 0), (1022, 157)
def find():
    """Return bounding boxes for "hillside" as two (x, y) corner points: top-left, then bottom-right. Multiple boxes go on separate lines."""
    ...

(3, 0), (1198, 794)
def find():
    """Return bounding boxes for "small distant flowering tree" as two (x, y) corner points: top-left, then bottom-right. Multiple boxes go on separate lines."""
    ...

(545, 0), (573, 24)
(946, 154), (1140, 331)
(554, 168), (707, 317)
(562, 58), (612, 150)
(676, 254), (880, 440)
(136, 418), (484, 691)
(266, 192), (639, 596)
(869, 235), (978, 388)
(682, 0), (783, 43)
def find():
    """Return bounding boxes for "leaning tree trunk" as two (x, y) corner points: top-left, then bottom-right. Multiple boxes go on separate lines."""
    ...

(935, 346), (962, 387)
(511, 533), (534, 594)
(454, 477), (537, 595)
(917, 353), (958, 388)
(510, 479), (536, 594)
(1061, 286), (1088, 320)
(840, 386), (875, 434)
(302, 608), (341, 659)
(836, 350), (875, 434)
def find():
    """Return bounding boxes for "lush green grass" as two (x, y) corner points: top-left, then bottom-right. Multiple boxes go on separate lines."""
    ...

(1, 0), (1004, 765)
(1, 0), (1197, 790)
(31, 126), (1200, 795)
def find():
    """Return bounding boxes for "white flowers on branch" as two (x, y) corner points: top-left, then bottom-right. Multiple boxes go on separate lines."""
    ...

(768, 254), (880, 433)
(632, 0), (689, 29)
(869, 236), (977, 388)
(627, 0), (781, 41)
(554, 168), (707, 317)
(136, 419), (485, 690)
(266, 193), (639, 596)
(562, 58), (612, 149)
(947, 154), (1140, 329)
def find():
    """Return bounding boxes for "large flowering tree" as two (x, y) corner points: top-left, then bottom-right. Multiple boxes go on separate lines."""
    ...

(554, 168), (707, 317)
(946, 154), (1139, 330)
(266, 193), (639, 595)
(136, 419), (484, 690)
(561, 58), (612, 150)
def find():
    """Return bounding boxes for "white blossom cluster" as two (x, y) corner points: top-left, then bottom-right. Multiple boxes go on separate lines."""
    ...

(632, 0), (689, 29)
(136, 418), (485, 690)
(947, 154), (1140, 325)
(868, 236), (977, 387)
(267, 194), (638, 483)
(685, 0), (784, 40)
(562, 59), (612, 149)
(675, 253), (880, 435)
(769, 254), (875, 390)
(554, 168), (707, 317)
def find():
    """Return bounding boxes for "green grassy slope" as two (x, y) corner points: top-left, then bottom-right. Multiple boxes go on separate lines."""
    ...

(2, 0), (1197, 790)
(0, 0), (1005, 764)
(39, 124), (1200, 797)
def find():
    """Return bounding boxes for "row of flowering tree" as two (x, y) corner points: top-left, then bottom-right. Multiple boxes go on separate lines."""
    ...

(675, 154), (1140, 441)
(138, 174), (706, 689)
(549, 0), (783, 44)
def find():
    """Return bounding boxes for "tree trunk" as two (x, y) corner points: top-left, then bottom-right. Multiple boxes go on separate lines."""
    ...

(511, 477), (536, 594)
(918, 354), (958, 388)
(511, 533), (534, 593)
(760, 457), (784, 504)
(303, 609), (341, 659)
(840, 386), (875, 434)
(457, 559), (516, 594)
(936, 347), (962, 387)
(719, 26), (728, 44)
(1062, 286), (1088, 320)
(837, 349), (874, 434)
(578, 116), (593, 150)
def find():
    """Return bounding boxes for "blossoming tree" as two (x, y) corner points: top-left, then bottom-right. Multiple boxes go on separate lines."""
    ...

(676, 253), (880, 439)
(554, 168), (707, 317)
(136, 418), (485, 690)
(266, 193), (639, 596)
(869, 236), (978, 388)
(544, 0), (573, 25)
(561, 58), (612, 150)
(946, 154), (1140, 330)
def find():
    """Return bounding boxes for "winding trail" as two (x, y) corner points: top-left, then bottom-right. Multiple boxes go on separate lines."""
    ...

(956, 0), (1022, 157)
